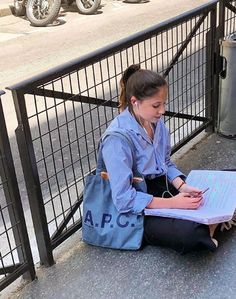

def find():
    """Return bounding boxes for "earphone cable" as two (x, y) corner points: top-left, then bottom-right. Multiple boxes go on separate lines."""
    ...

(161, 172), (173, 198)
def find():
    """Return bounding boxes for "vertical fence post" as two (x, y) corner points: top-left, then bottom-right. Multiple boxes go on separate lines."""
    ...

(0, 91), (35, 288)
(219, 0), (226, 38)
(205, 6), (218, 132)
(12, 89), (54, 266)
(214, 0), (226, 130)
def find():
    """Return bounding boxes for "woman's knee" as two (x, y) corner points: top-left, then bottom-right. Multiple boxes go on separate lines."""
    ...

(180, 223), (215, 253)
(144, 217), (215, 254)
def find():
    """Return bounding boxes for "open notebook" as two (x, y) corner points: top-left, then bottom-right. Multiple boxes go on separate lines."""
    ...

(144, 170), (236, 224)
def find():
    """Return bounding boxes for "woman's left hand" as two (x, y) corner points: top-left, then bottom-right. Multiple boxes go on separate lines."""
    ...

(179, 183), (202, 197)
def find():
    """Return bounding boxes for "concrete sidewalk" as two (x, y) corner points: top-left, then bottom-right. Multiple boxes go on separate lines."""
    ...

(0, 0), (13, 17)
(2, 132), (236, 299)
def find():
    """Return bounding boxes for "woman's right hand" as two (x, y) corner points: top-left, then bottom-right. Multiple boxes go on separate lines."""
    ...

(171, 193), (203, 209)
(147, 193), (203, 210)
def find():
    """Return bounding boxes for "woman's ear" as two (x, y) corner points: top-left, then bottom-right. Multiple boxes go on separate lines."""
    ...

(130, 96), (138, 108)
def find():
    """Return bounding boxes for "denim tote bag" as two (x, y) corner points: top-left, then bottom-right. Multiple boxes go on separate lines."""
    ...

(82, 131), (146, 250)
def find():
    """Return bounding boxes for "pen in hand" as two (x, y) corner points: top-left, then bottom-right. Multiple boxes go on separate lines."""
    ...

(201, 187), (210, 195)
(195, 187), (209, 199)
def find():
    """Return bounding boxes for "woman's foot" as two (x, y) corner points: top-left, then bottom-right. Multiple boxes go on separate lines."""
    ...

(211, 238), (218, 248)
(220, 210), (236, 232)
(220, 220), (236, 231)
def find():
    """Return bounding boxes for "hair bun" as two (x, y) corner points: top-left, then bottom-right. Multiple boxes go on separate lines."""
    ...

(123, 64), (140, 85)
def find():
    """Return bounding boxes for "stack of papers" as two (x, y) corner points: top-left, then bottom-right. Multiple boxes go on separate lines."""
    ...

(144, 170), (236, 224)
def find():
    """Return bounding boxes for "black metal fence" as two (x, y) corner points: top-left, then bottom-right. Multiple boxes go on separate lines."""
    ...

(0, 91), (35, 291)
(7, 0), (219, 266)
(1, 0), (235, 274)
(223, 0), (236, 35)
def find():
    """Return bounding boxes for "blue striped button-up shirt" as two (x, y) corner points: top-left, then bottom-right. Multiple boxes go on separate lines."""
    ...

(102, 108), (184, 214)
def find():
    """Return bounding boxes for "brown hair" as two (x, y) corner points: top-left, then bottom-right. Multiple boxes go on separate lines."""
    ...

(119, 64), (167, 112)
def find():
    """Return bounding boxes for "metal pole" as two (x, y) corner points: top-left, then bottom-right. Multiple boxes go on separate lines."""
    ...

(215, 0), (226, 131)
(12, 89), (54, 266)
(0, 93), (35, 286)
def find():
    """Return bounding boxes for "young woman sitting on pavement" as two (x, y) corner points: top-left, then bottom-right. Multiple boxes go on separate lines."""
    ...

(101, 64), (221, 254)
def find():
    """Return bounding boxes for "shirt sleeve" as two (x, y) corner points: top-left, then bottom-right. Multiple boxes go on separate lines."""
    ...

(102, 135), (153, 214)
(165, 131), (186, 182)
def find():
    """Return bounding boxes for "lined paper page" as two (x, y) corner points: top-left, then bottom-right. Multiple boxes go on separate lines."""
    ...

(145, 170), (236, 224)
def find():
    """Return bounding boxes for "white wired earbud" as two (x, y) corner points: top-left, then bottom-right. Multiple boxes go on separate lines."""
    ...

(134, 101), (155, 140)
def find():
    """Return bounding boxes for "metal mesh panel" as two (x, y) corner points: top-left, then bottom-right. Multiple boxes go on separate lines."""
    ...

(225, 0), (236, 35)
(26, 68), (119, 236)
(0, 92), (35, 291)
(160, 16), (212, 147)
(0, 177), (20, 279)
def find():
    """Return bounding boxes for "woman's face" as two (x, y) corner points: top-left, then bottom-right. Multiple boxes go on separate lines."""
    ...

(133, 85), (168, 124)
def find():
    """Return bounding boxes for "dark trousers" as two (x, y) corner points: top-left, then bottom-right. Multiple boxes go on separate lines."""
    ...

(143, 176), (216, 254)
